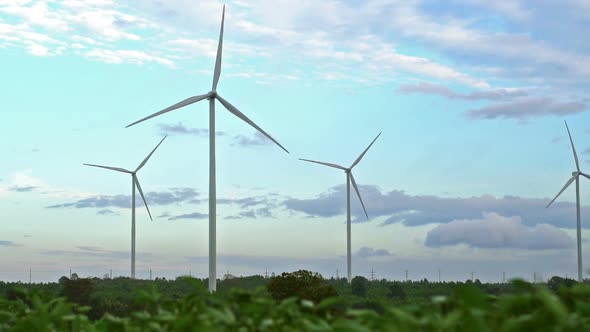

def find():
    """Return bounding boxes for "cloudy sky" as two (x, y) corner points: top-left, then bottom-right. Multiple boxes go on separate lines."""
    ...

(1, 0), (590, 283)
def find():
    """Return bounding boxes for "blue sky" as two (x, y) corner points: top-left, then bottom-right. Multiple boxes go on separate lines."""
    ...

(1, 0), (590, 283)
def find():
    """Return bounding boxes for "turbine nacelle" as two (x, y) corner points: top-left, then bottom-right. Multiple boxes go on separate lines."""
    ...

(573, 171), (579, 177)
(208, 90), (218, 99)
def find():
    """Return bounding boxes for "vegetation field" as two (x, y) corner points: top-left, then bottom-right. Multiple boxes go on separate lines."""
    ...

(0, 270), (588, 331)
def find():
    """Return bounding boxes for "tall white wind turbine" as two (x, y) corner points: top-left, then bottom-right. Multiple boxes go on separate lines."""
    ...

(547, 121), (590, 282)
(84, 136), (167, 279)
(300, 132), (381, 283)
(125, 5), (288, 292)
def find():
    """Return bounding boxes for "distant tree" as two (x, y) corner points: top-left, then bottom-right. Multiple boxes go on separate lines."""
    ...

(62, 277), (95, 306)
(267, 270), (337, 303)
(351, 276), (369, 297)
(58, 276), (69, 284)
(387, 282), (406, 300)
(547, 276), (576, 292)
(71, 273), (79, 280)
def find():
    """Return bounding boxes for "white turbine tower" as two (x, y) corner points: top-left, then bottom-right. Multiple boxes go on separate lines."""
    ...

(300, 132), (381, 283)
(125, 5), (288, 292)
(84, 136), (167, 279)
(546, 121), (589, 282)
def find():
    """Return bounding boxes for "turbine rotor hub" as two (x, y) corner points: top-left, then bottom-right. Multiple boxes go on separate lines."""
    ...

(209, 90), (217, 98)
(573, 171), (579, 177)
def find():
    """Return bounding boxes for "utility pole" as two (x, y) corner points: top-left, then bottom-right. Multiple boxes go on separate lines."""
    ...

(110, 269), (112, 279)
(405, 269), (408, 282)
(336, 269), (339, 280)
(370, 268), (375, 281)
(29, 268), (31, 284)
(471, 272), (474, 282)
(69, 268), (72, 279)
(150, 269), (152, 281)
(438, 269), (441, 283)
(265, 268), (268, 279)
(503, 271), (506, 283)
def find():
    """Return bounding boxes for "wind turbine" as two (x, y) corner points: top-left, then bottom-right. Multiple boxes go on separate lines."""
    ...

(300, 132), (381, 283)
(546, 121), (589, 282)
(84, 136), (167, 279)
(125, 5), (288, 292)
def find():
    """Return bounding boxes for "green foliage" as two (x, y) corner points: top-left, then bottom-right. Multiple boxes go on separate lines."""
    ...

(351, 276), (369, 297)
(267, 270), (338, 304)
(2, 279), (590, 331)
(3, 275), (590, 331)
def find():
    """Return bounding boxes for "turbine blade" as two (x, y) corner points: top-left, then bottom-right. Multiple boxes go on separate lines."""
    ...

(134, 176), (152, 221)
(565, 121), (580, 172)
(83, 163), (132, 174)
(216, 94), (289, 153)
(136, 135), (167, 172)
(212, 4), (225, 91)
(298, 158), (347, 170)
(546, 176), (576, 208)
(350, 132), (381, 169)
(581, 172), (590, 181)
(126, 94), (210, 128)
(349, 172), (369, 220)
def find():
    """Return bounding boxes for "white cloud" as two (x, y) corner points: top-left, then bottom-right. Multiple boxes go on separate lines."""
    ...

(0, 169), (95, 200)
(25, 40), (50, 55)
(71, 34), (101, 45)
(0, 1), (69, 31)
(387, 2), (590, 79)
(460, 0), (531, 22)
(425, 212), (574, 250)
(82, 48), (175, 67)
(0, 0), (165, 67)
(467, 96), (587, 121)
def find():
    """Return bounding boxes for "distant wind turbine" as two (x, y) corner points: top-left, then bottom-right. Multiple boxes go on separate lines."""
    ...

(300, 132), (381, 283)
(84, 136), (167, 279)
(546, 121), (589, 282)
(125, 5), (288, 292)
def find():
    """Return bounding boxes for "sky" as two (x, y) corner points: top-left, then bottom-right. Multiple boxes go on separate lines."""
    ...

(1, 0), (590, 283)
